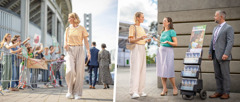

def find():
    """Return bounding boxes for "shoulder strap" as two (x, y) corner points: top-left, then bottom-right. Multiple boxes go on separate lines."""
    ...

(134, 25), (137, 39)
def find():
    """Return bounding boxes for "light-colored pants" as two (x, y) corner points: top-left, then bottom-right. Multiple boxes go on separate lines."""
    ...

(129, 44), (146, 95)
(19, 64), (31, 86)
(1, 55), (12, 89)
(65, 46), (85, 96)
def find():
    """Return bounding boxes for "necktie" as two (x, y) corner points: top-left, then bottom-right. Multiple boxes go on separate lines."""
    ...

(213, 25), (221, 50)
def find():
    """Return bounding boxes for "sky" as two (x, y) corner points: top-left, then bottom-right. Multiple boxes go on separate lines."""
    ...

(119, 0), (158, 29)
(72, 0), (118, 51)
(119, 0), (158, 56)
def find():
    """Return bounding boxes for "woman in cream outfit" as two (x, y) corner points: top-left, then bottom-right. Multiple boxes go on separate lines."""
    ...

(128, 12), (151, 99)
(64, 13), (91, 100)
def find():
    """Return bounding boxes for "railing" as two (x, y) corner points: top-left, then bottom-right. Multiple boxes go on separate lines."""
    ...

(0, 50), (65, 95)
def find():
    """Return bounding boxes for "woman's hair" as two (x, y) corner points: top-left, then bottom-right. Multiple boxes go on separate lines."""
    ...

(69, 13), (80, 24)
(13, 35), (20, 39)
(101, 43), (106, 49)
(0, 33), (11, 48)
(161, 17), (174, 32)
(25, 42), (30, 47)
(134, 12), (143, 24)
(11, 37), (18, 44)
(27, 47), (32, 53)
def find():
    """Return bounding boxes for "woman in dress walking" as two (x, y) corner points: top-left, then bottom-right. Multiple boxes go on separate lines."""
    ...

(128, 12), (151, 99)
(64, 12), (91, 100)
(98, 43), (113, 89)
(153, 17), (178, 96)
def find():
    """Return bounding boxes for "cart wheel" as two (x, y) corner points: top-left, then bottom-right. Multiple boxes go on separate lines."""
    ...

(182, 95), (194, 100)
(200, 90), (207, 100)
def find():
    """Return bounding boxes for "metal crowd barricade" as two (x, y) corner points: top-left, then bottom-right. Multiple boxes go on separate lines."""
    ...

(0, 50), (65, 96)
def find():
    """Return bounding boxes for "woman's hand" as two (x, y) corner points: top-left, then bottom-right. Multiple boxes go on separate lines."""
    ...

(87, 51), (91, 60)
(161, 41), (169, 44)
(140, 36), (147, 40)
(27, 37), (30, 41)
(16, 42), (21, 46)
(64, 45), (69, 51)
(153, 37), (158, 41)
(146, 39), (151, 42)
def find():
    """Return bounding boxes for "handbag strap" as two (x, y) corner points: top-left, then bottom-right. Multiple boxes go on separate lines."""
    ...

(133, 25), (137, 39)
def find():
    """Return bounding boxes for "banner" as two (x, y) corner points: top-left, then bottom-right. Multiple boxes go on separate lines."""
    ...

(33, 34), (41, 46)
(27, 58), (47, 70)
(188, 25), (206, 52)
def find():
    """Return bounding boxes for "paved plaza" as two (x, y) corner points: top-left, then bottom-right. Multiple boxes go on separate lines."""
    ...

(115, 66), (240, 102)
(0, 82), (113, 102)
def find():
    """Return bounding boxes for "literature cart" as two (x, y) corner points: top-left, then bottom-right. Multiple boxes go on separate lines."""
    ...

(178, 25), (207, 100)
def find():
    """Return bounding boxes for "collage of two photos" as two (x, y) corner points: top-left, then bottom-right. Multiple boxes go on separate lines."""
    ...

(0, 0), (240, 102)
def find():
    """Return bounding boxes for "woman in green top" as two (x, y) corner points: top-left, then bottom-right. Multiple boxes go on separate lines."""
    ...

(153, 17), (178, 96)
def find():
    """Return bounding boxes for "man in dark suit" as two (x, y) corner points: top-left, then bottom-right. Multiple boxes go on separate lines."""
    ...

(209, 10), (234, 99)
(88, 42), (99, 89)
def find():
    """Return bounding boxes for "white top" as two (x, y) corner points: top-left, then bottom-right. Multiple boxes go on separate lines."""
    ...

(2, 42), (11, 55)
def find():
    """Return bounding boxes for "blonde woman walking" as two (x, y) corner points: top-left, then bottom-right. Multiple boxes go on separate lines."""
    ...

(64, 13), (91, 100)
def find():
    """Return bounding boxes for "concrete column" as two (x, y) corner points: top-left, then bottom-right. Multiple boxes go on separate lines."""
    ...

(57, 22), (61, 46)
(40, 0), (47, 46)
(51, 13), (57, 37)
(20, 0), (30, 40)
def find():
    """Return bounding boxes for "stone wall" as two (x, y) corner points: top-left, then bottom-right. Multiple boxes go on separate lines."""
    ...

(157, 0), (240, 92)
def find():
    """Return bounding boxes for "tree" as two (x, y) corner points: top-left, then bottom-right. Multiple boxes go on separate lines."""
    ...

(149, 21), (158, 33)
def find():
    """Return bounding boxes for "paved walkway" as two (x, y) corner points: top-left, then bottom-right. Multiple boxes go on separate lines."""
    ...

(0, 82), (113, 102)
(115, 66), (240, 102)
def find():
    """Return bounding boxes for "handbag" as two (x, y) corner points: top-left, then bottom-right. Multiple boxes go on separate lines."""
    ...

(126, 25), (137, 50)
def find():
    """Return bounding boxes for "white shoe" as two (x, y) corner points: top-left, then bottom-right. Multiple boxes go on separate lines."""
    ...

(66, 93), (73, 99)
(141, 92), (147, 97)
(74, 95), (81, 100)
(3, 89), (10, 93)
(131, 93), (140, 99)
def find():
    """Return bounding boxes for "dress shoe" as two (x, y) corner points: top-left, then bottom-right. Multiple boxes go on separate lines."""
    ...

(220, 93), (230, 99)
(209, 93), (222, 98)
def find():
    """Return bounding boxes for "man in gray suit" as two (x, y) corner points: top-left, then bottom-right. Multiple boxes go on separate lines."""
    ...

(209, 10), (234, 99)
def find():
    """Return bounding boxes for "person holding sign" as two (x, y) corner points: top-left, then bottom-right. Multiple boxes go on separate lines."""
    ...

(64, 13), (91, 100)
(128, 12), (151, 99)
(208, 10), (234, 99)
(32, 43), (44, 88)
(153, 17), (178, 96)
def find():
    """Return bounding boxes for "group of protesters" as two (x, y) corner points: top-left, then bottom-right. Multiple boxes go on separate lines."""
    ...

(0, 33), (65, 93)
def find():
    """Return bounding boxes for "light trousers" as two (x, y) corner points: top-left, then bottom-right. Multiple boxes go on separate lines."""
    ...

(129, 44), (146, 95)
(65, 46), (85, 96)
